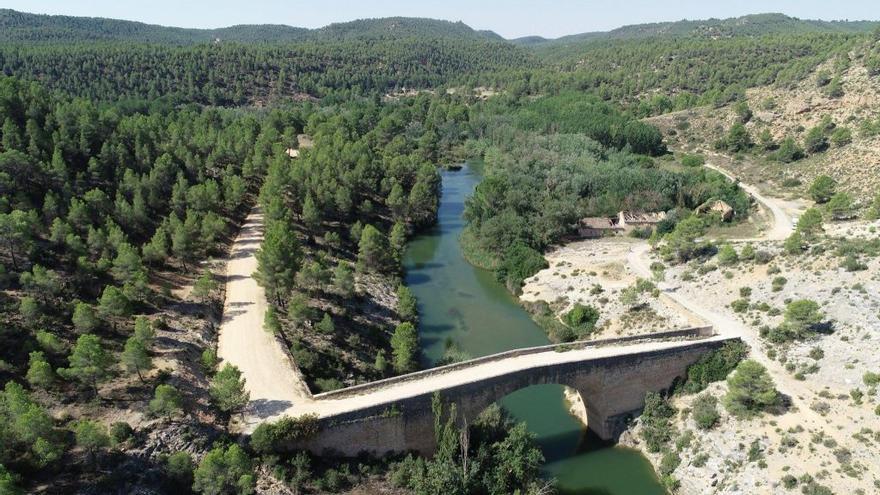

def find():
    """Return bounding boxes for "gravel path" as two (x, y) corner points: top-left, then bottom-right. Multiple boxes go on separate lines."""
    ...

(217, 209), (314, 430)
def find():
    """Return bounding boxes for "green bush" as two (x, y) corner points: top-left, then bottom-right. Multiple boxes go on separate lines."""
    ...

(682, 341), (748, 393)
(497, 243), (548, 292)
(692, 394), (720, 430)
(724, 360), (779, 418)
(250, 414), (319, 455)
(680, 154), (706, 167)
(659, 450), (681, 476)
(772, 137), (804, 162)
(562, 304), (600, 336)
(730, 298), (750, 313)
(639, 392), (676, 452)
(808, 175), (836, 203)
(717, 244), (738, 265)
(109, 422), (134, 446)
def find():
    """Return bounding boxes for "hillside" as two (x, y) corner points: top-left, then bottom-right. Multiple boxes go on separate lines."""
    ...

(0, 9), (502, 44)
(648, 34), (880, 203)
(518, 13), (879, 49)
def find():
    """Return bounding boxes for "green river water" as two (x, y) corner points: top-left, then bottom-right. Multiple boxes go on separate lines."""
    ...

(403, 165), (666, 495)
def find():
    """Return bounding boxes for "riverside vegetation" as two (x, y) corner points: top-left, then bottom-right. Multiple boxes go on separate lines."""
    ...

(1, 7), (879, 494)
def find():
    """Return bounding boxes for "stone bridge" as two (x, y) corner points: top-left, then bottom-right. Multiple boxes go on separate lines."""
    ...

(263, 327), (738, 456)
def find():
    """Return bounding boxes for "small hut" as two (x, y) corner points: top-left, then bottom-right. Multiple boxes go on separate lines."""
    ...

(578, 217), (619, 238)
(696, 200), (734, 222)
(617, 211), (668, 230)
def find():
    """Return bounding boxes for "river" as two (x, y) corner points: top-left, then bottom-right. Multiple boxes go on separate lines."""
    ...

(403, 165), (666, 495)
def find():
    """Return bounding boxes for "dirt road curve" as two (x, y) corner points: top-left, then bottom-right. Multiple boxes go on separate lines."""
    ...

(704, 160), (793, 241)
(217, 209), (313, 429)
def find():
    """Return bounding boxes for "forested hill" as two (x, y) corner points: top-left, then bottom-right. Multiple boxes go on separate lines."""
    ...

(515, 13), (878, 48)
(0, 9), (502, 44)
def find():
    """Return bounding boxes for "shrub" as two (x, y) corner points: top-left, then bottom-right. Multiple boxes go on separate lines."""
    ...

(717, 244), (738, 265)
(562, 304), (600, 336)
(391, 322), (419, 373)
(149, 384), (183, 418)
(659, 450), (681, 476)
(803, 127), (829, 154)
(692, 394), (720, 430)
(730, 299), (750, 313)
(201, 348), (219, 371)
(209, 364), (249, 413)
(316, 313), (335, 334)
(109, 422), (134, 447)
(783, 232), (804, 255)
(682, 341), (748, 393)
(192, 444), (254, 495)
(724, 360), (779, 418)
(772, 137), (804, 162)
(841, 255), (867, 272)
(166, 451), (194, 485)
(782, 299), (823, 337)
(808, 176), (836, 204)
(754, 250), (774, 264)
(771, 276), (787, 292)
(830, 127), (852, 147)
(250, 414), (319, 455)
(680, 154), (705, 167)
(640, 392), (676, 452)
(497, 243), (547, 292)
(396, 285), (418, 322)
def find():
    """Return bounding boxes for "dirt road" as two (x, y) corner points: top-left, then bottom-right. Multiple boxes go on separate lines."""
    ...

(626, 164), (848, 454)
(217, 209), (313, 429)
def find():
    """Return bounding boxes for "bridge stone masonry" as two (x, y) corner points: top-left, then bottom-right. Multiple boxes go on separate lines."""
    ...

(264, 327), (739, 457)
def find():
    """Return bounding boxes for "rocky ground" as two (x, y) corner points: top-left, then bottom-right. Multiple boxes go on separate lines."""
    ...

(621, 220), (880, 494)
(649, 58), (880, 205)
(521, 238), (699, 338)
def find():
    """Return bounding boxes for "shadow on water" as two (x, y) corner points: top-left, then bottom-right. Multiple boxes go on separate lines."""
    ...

(404, 165), (665, 495)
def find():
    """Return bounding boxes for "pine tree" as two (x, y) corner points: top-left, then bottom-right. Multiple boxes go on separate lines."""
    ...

(255, 219), (302, 305)
(121, 336), (151, 382)
(149, 384), (183, 419)
(59, 334), (113, 397)
(391, 322), (419, 373)
(357, 224), (389, 272)
(209, 364), (249, 413)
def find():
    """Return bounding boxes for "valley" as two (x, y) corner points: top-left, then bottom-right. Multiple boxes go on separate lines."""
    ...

(0, 5), (879, 495)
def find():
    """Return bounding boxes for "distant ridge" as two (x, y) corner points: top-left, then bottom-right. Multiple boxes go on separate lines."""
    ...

(0, 9), (876, 46)
(514, 13), (879, 47)
(0, 9), (504, 44)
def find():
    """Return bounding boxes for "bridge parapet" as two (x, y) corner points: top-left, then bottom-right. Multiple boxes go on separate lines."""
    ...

(283, 330), (737, 457)
(314, 326), (713, 402)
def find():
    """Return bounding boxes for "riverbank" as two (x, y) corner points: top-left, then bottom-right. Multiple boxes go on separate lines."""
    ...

(405, 166), (668, 494)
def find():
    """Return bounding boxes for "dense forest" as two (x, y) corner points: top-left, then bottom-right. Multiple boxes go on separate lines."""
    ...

(461, 92), (749, 295)
(0, 40), (532, 104)
(254, 92), (474, 391)
(0, 10), (504, 44)
(0, 73), (303, 492)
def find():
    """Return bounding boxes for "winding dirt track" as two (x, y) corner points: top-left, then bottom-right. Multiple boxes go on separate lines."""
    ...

(628, 160), (844, 447)
(704, 160), (793, 241)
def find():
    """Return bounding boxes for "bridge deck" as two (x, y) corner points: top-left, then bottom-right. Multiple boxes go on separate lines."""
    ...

(243, 333), (733, 431)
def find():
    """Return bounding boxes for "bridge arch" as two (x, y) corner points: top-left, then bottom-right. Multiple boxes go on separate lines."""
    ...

(282, 335), (735, 457)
